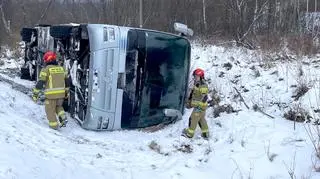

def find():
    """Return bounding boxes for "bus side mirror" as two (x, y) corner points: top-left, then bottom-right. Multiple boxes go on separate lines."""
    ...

(174, 23), (194, 37)
(163, 108), (183, 121)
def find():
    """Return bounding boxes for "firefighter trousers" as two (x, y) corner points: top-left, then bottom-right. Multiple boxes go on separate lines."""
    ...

(44, 98), (66, 129)
(184, 109), (209, 138)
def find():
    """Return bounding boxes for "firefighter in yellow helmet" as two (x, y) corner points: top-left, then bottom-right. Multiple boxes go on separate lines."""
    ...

(32, 51), (68, 129)
(182, 68), (209, 139)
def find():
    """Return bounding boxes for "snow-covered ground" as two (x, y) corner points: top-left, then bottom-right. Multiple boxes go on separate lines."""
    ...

(0, 44), (320, 179)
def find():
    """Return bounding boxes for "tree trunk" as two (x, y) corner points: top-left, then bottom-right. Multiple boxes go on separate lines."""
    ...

(0, 3), (11, 35)
(202, 0), (207, 32)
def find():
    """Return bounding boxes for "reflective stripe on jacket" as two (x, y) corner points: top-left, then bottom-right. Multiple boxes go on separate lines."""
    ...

(39, 65), (66, 99)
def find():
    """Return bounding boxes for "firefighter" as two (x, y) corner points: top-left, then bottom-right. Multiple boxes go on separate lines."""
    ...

(182, 68), (209, 139)
(32, 51), (68, 129)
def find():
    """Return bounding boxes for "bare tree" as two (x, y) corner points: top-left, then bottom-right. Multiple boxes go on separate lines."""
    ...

(202, 0), (207, 32)
(37, 0), (53, 24)
(0, 0), (11, 35)
(0, 0), (318, 55)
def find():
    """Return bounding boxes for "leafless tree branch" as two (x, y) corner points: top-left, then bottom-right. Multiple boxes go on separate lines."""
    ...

(37, 0), (54, 24)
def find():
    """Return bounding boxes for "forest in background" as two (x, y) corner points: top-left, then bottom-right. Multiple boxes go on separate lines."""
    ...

(0, 0), (319, 54)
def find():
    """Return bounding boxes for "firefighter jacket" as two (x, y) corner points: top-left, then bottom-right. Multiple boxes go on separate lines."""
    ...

(35, 64), (67, 99)
(189, 81), (209, 111)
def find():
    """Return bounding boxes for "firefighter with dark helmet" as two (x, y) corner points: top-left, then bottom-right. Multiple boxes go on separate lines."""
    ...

(32, 51), (68, 129)
(182, 68), (209, 139)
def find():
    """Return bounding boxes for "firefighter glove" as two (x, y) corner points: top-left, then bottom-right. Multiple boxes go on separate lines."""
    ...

(65, 87), (69, 99)
(198, 101), (208, 110)
(191, 101), (208, 111)
(32, 88), (40, 102)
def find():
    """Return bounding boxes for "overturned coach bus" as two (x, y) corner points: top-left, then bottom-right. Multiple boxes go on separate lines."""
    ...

(20, 23), (194, 131)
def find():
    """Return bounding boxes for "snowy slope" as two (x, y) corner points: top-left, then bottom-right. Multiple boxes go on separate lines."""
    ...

(191, 44), (320, 120)
(0, 44), (320, 179)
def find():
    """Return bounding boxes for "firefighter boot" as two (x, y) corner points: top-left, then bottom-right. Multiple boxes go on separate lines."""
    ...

(201, 132), (209, 140)
(181, 128), (194, 138)
(59, 116), (68, 127)
(49, 121), (59, 130)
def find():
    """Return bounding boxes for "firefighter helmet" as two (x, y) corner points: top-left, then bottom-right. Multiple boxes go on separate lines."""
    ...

(193, 68), (205, 78)
(43, 51), (57, 64)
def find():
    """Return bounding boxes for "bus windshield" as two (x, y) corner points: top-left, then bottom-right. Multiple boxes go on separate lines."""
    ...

(122, 29), (191, 128)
